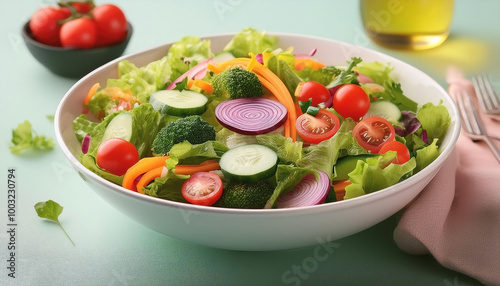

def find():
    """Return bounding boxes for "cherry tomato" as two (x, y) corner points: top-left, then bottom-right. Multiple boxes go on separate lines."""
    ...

(29, 7), (71, 46)
(92, 4), (128, 46)
(378, 141), (411, 164)
(295, 81), (331, 107)
(72, 2), (93, 14)
(353, 116), (395, 153)
(181, 172), (223, 206)
(60, 17), (97, 49)
(296, 109), (340, 144)
(333, 84), (370, 120)
(96, 138), (139, 176)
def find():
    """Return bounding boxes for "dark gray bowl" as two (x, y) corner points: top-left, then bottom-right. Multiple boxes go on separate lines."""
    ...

(22, 21), (133, 79)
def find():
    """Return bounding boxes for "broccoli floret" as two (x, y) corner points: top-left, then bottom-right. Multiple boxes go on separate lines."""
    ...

(216, 180), (274, 209)
(151, 115), (216, 155)
(212, 66), (264, 99)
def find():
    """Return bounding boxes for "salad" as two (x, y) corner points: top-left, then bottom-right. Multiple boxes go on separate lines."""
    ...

(73, 27), (451, 209)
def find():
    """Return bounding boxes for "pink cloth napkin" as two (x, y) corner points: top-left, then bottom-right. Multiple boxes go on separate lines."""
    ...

(393, 68), (500, 286)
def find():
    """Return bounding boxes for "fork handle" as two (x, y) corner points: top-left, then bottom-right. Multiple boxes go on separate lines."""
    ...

(484, 136), (500, 163)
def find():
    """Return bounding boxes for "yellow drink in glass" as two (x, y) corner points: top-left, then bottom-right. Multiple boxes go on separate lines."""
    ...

(360, 0), (454, 50)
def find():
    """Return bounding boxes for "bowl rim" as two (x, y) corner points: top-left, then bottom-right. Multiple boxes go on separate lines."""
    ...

(54, 31), (461, 216)
(21, 20), (133, 51)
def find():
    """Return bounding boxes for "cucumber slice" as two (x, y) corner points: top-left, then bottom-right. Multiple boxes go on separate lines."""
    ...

(102, 113), (133, 142)
(149, 90), (208, 117)
(365, 100), (401, 122)
(219, 144), (278, 183)
(212, 52), (235, 64)
(333, 154), (380, 181)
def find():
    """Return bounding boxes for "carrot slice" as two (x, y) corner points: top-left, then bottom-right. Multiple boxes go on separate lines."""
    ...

(136, 166), (165, 194)
(122, 156), (169, 191)
(332, 180), (351, 202)
(193, 79), (213, 93)
(83, 83), (101, 105)
(174, 161), (220, 175)
(207, 63), (224, 74)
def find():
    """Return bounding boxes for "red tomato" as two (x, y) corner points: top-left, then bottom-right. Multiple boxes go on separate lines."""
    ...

(60, 17), (97, 49)
(96, 138), (139, 176)
(181, 172), (223, 206)
(92, 4), (128, 46)
(29, 7), (71, 46)
(72, 2), (93, 14)
(296, 109), (341, 144)
(378, 141), (411, 164)
(295, 81), (331, 107)
(333, 84), (370, 120)
(353, 116), (395, 153)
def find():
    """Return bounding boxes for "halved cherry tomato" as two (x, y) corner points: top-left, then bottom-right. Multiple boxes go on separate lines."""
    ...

(92, 4), (128, 46)
(96, 138), (139, 176)
(333, 84), (370, 120)
(29, 7), (71, 46)
(296, 109), (340, 144)
(60, 17), (97, 49)
(295, 81), (331, 107)
(378, 141), (411, 164)
(353, 116), (395, 153)
(181, 172), (223, 206)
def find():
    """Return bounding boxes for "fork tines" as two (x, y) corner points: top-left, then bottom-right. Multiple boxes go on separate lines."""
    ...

(472, 74), (500, 115)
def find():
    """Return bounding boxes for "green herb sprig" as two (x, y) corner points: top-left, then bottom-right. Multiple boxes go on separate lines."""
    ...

(34, 200), (75, 246)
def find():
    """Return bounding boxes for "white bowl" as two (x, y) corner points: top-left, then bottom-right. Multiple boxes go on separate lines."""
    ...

(54, 33), (460, 251)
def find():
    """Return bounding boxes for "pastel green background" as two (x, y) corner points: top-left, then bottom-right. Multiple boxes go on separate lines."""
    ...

(1, 0), (498, 285)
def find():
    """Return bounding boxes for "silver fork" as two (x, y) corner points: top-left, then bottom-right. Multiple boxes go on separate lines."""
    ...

(456, 89), (500, 163)
(471, 74), (500, 116)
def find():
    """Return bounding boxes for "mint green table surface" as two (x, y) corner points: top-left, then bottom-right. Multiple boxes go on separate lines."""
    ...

(1, 0), (498, 285)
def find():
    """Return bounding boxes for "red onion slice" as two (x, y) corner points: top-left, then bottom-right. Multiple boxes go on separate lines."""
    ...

(166, 58), (214, 90)
(215, 97), (288, 135)
(82, 134), (91, 154)
(294, 48), (318, 59)
(276, 170), (330, 208)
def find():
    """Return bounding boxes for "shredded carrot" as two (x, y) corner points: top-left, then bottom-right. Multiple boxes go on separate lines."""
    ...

(83, 83), (101, 105)
(207, 63), (224, 74)
(187, 78), (195, 89)
(136, 166), (165, 194)
(217, 58), (297, 141)
(193, 79), (213, 93)
(174, 161), (220, 175)
(122, 156), (170, 191)
(332, 180), (351, 202)
(123, 157), (220, 192)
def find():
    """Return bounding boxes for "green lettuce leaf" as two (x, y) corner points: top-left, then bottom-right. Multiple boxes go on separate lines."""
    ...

(266, 54), (302, 96)
(10, 121), (54, 154)
(165, 141), (228, 168)
(414, 138), (440, 173)
(355, 61), (418, 112)
(296, 118), (367, 178)
(325, 57), (362, 89)
(73, 103), (161, 158)
(80, 153), (123, 185)
(142, 170), (188, 202)
(344, 153), (416, 200)
(223, 27), (278, 58)
(417, 102), (451, 144)
(295, 65), (342, 86)
(256, 133), (303, 164)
